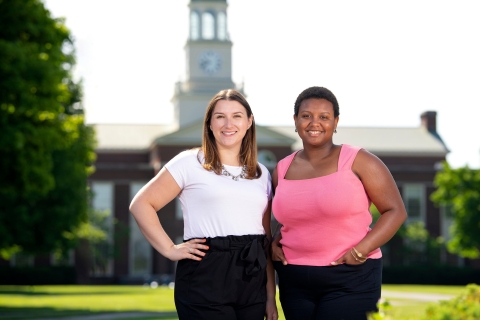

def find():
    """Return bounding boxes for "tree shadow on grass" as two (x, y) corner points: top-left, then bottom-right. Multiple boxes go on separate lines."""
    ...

(0, 307), (178, 320)
(0, 307), (92, 319)
(0, 289), (141, 296)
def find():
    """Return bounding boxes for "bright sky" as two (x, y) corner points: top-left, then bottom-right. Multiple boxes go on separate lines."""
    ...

(44, 0), (480, 168)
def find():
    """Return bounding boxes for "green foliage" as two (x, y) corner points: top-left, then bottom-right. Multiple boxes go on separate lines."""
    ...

(371, 204), (444, 266)
(82, 208), (114, 275)
(72, 209), (109, 244)
(402, 221), (444, 265)
(370, 203), (381, 225)
(367, 299), (392, 320)
(0, 285), (178, 319)
(425, 284), (480, 320)
(431, 162), (480, 258)
(0, 0), (96, 257)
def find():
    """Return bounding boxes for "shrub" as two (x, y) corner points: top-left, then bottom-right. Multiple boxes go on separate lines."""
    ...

(367, 299), (392, 320)
(425, 283), (480, 320)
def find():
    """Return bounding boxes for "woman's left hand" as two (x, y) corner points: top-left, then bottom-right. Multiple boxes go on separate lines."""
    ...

(265, 298), (278, 320)
(330, 249), (366, 266)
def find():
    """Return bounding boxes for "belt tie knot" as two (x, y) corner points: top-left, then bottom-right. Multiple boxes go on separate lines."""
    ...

(240, 238), (267, 277)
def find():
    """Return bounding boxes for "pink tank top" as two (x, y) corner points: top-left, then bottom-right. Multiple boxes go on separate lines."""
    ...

(272, 144), (382, 266)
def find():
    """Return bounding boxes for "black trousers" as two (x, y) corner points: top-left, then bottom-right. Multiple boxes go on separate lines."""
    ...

(174, 234), (268, 320)
(274, 258), (382, 320)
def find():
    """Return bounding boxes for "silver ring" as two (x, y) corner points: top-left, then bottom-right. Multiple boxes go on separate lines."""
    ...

(188, 247), (193, 253)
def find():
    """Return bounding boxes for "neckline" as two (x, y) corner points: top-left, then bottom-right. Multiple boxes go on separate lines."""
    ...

(283, 144), (344, 181)
(196, 150), (243, 169)
(223, 163), (243, 168)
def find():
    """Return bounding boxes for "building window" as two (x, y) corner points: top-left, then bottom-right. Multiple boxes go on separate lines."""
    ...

(258, 150), (277, 169)
(202, 12), (215, 40)
(217, 12), (226, 40)
(51, 250), (74, 266)
(10, 254), (34, 267)
(91, 182), (114, 277)
(403, 184), (425, 222)
(129, 182), (152, 277)
(190, 11), (199, 40)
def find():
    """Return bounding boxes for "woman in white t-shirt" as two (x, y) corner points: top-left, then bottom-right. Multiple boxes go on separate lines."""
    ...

(130, 89), (278, 320)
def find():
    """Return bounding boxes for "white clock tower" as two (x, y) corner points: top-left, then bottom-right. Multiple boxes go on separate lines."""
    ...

(172, 0), (243, 128)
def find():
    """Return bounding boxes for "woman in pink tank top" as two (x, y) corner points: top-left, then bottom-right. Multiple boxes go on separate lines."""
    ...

(271, 87), (407, 320)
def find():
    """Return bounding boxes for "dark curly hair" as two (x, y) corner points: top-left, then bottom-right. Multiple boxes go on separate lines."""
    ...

(294, 86), (340, 118)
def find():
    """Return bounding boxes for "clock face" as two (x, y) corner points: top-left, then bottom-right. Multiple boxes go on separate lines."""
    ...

(199, 51), (221, 75)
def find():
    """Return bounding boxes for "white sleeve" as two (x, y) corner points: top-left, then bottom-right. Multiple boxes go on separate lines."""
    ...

(164, 150), (193, 189)
(260, 163), (273, 201)
(266, 170), (272, 201)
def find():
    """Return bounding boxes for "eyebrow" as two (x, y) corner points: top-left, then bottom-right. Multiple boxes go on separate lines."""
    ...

(213, 111), (245, 115)
(301, 111), (331, 114)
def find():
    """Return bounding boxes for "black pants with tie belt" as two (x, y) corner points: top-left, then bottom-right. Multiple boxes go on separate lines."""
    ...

(174, 234), (268, 320)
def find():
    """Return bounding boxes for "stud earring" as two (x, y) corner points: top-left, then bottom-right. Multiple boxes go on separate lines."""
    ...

(334, 129), (337, 133)
(295, 128), (298, 132)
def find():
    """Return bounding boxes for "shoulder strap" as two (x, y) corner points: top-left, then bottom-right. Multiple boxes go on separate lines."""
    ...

(338, 144), (362, 171)
(276, 151), (299, 180)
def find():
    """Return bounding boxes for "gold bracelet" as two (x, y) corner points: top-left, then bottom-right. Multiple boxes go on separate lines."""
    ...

(352, 247), (366, 259)
(350, 249), (367, 263)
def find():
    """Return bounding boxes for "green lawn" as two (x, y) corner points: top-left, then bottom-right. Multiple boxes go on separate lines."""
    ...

(0, 284), (470, 319)
(380, 284), (466, 319)
(0, 285), (178, 319)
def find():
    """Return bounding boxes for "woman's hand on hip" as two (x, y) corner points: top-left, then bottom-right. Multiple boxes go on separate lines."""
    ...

(271, 236), (288, 265)
(330, 249), (366, 266)
(165, 238), (208, 261)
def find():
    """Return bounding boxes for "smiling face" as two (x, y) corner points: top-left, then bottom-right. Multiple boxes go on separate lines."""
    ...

(294, 98), (339, 147)
(210, 99), (253, 152)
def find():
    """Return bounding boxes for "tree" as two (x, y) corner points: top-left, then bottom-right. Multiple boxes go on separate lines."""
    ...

(0, 0), (96, 258)
(371, 204), (444, 265)
(431, 162), (480, 258)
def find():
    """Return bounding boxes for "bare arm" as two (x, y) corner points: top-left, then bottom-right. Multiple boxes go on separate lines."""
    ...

(129, 167), (208, 261)
(270, 166), (287, 265)
(263, 200), (278, 320)
(333, 149), (407, 265)
(354, 149), (407, 255)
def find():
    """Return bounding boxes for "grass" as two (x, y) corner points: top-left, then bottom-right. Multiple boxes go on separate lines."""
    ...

(0, 285), (178, 319)
(0, 284), (470, 319)
(380, 284), (466, 319)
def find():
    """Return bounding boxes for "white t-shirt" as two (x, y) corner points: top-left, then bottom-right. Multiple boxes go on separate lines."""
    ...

(164, 149), (272, 239)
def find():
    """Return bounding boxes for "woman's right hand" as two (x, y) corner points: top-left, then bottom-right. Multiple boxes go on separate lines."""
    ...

(165, 238), (209, 261)
(271, 236), (287, 265)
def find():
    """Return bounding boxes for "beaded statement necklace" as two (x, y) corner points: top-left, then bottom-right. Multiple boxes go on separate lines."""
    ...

(221, 165), (247, 181)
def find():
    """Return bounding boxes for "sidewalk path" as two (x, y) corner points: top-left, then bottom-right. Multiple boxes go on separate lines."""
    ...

(382, 290), (454, 302)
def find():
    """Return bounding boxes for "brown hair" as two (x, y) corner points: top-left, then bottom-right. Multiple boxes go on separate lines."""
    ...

(200, 89), (261, 179)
